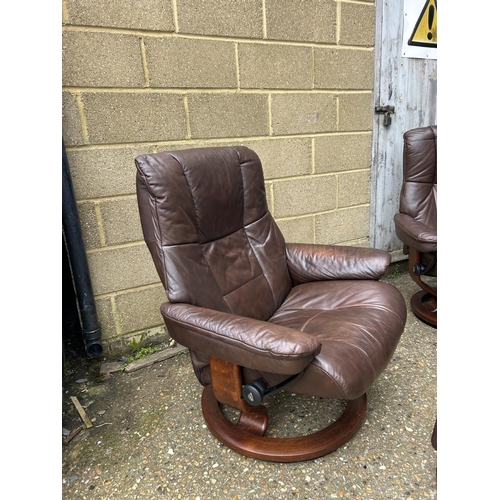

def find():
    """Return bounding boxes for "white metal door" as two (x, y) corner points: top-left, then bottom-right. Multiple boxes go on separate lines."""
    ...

(370, 0), (437, 255)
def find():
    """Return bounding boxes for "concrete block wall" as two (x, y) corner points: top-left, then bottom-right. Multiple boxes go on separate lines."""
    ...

(62, 0), (376, 353)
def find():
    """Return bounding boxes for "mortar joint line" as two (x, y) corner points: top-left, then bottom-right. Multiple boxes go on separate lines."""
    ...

(311, 137), (316, 174)
(172, 0), (179, 33)
(64, 130), (373, 154)
(94, 202), (107, 247)
(262, 0), (267, 39)
(96, 282), (163, 300)
(183, 95), (192, 139)
(337, 1), (342, 45)
(268, 181), (275, 216)
(311, 46), (315, 90)
(335, 172), (340, 210)
(110, 295), (122, 335)
(75, 92), (90, 144)
(139, 37), (151, 87)
(86, 240), (144, 254)
(62, 87), (372, 96)
(268, 93), (273, 136)
(235, 43), (241, 91)
(61, 25), (373, 52)
(62, 0), (69, 23)
(336, 95), (340, 130)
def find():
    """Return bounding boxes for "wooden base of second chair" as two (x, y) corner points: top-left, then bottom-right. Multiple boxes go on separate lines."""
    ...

(202, 356), (367, 462)
(408, 247), (437, 327)
(431, 419), (437, 450)
(411, 290), (437, 327)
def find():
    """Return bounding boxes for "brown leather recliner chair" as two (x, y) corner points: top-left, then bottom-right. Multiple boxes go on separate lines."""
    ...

(394, 125), (437, 327)
(135, 146), (407, 462)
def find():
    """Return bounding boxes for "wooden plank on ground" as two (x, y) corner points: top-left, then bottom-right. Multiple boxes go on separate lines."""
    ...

(100, 361), (126, 374)
(124, 346), (187, 373)
(70, 396), (93, 428)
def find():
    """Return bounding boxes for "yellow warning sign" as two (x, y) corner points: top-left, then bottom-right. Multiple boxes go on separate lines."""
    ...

(408, 0), (437, 48)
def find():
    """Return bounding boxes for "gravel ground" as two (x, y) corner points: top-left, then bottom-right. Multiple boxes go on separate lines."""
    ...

(62, 266), (437, 499)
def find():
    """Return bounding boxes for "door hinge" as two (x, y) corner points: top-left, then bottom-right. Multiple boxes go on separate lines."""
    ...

(375, 105), (395, 126)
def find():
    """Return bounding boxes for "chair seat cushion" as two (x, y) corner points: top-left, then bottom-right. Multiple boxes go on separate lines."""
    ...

(267, 280), (407, 400)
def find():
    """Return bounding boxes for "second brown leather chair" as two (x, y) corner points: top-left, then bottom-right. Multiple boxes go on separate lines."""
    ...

(394, 125), (437, 327)
(136, 146), (407, 462)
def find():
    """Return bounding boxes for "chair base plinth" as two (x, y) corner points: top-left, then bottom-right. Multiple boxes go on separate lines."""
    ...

(431, 419), (437, 450)
(201, 384), (367, 463)
(410, 290), (437, 327)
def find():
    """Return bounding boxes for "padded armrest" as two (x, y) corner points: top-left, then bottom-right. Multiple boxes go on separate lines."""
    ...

(394, 213), (437, 253)
(160, 302), (321, 375)
(285, 243), (391, 285)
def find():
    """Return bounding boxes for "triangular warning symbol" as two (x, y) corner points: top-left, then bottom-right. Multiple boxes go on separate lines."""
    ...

(408, 0), (437, 48)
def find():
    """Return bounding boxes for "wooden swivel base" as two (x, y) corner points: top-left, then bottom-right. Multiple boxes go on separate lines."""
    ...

(410, 290), (437, 327)
(431, 419), (437, 450)
(201, 384), (367, 462)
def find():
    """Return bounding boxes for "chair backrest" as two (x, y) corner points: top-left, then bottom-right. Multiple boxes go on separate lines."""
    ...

(135, 146), (292, 321)
(398, 125), (437, 230)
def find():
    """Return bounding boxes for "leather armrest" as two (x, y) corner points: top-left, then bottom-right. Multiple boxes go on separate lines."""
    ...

(285, 243), (391, 285)
(394, 213), (437, 253)
(160, 302), (321, 375)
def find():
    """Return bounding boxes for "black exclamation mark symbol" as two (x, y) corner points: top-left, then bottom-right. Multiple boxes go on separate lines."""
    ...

(427, 4), (435, 41)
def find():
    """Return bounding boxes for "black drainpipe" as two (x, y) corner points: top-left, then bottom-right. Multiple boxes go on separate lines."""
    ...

(62, 139), (103, 358)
